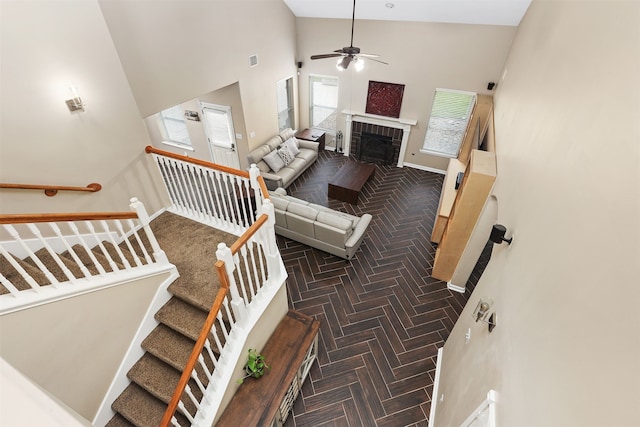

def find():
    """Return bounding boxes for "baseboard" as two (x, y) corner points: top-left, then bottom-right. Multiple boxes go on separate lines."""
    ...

(428, 347), (444, 427)
(447, 281), (466, 293)
(401, 162), (446, 175)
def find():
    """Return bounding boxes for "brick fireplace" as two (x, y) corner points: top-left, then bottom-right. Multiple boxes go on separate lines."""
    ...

(350, 122), (403, 166)
(342, 111), (417, 168)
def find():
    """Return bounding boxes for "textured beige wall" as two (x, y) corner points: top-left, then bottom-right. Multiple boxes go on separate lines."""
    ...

(0, 0), (167, 215)
(295, 18), (516, 171)
(99, 0), (298, 153)
(433, 1), (640, 425)
(0, 274), (167, 421)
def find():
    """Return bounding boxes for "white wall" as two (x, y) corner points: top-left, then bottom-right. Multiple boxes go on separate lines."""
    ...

(0, 274), (168, 421)
(98, 0), (299, 153)
(433, 1), (640, 425)
(295, 18), (516, 171)
(0, 0), (167, 215)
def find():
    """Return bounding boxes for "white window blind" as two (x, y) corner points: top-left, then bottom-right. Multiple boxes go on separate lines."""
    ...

(202, 106), (233, 149)
(158, 105), (191, 146)
(422, 89), (476, 158)
(309, 75), (338, 131)
(277, 77), (294, 131)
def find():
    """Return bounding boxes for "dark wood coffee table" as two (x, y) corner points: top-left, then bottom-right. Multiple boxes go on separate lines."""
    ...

(328, 160), (376, 205)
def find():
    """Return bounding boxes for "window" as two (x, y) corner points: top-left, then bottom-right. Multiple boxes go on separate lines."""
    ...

(421, 89), (476, 158)
(157, 105), (191, 147)
(276, 77), (294, 131)
(309, 75), (338, 132)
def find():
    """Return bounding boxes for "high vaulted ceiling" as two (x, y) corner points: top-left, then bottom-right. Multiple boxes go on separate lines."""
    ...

(283, 0), (532, 27)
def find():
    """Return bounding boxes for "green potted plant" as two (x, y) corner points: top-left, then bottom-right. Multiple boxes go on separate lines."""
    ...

(238, 348), (269, 384)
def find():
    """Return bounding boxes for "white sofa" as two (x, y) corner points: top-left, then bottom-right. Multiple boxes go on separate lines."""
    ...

(269, 188), (372, 260)
(247, 128), (319, 190)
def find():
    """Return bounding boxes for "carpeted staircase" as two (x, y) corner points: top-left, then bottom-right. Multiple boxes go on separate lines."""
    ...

(0, 211), (238, 426)
(106, 212), (238, 427)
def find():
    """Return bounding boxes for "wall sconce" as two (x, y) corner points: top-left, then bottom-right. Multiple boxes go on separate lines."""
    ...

(489, 224), (512, 245)
(65, 85), (84, 112)
(473, 299), (497, 333)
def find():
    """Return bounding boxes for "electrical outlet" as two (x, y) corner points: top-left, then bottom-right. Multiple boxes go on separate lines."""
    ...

(465, 328), (471, 344)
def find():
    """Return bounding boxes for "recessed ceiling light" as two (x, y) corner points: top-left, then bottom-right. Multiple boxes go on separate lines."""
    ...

(385, 3), (395, 8)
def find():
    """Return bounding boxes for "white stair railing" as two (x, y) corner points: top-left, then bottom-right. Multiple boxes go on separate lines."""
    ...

(0, 198), (169, 314)
(146, 146), (266, 235)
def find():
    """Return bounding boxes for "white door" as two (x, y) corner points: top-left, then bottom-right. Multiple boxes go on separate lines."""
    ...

(201, 102), (240, 169)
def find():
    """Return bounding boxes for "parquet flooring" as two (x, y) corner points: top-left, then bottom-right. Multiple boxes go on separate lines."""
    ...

(279, 151), (491, 427)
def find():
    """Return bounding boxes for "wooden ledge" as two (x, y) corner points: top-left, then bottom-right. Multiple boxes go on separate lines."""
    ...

(216, 310), (320, 426)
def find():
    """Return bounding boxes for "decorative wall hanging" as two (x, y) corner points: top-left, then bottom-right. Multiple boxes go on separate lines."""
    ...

(365, 81), (405, 118)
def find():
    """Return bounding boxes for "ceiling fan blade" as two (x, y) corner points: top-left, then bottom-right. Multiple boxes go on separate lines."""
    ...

(358, 53), (380, 58)
(361, 56), (389, 65)
(311, 53), (344, 60)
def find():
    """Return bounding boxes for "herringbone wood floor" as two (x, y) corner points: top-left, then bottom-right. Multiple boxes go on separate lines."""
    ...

(279, 151), (491, 427)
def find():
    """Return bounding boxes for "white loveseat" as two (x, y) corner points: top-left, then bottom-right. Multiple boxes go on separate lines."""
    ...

(269, 188), (372, 260)
(247, 128), (319, 190)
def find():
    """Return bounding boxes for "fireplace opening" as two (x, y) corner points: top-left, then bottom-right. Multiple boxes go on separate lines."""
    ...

(357, 132), (396, 165)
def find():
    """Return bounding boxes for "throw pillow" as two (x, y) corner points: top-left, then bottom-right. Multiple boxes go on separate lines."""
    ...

(263, 150), (285, 173)
(282, 137), (300, 156)
(277, 146), (295, 166)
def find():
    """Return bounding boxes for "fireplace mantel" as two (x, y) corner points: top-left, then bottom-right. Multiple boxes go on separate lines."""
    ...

(342, 110), (418, 167)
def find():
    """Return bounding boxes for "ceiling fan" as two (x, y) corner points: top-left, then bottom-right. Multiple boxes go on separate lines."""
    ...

(310, 0), (388, 71)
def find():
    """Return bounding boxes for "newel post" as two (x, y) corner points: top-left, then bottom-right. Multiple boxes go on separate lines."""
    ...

(130, 197), (168, 264)
(216, 242), (248, 326)
(259, 199), (281, 276)
(249, 163), (263, 212)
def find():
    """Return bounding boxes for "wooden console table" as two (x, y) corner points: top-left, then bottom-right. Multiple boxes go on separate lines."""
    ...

(328, 160), (376, 205)
(216, 310), (320, 427)
(295, 128), (326, 151)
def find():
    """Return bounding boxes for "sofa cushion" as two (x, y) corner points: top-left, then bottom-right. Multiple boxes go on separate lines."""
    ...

(297, 148), (318, 163)
(270, 195), (289, 211)
(265, 135), (283, 151)
(286, 202), (317, 220)
(277, 146), (295, 165)
(247, 144), (272, 165)
(263, 150), (285, 173)
(255, 160), (271, 173)
(277, 166), (298, 186)
(279, 128), (296, 142)
(285, 203), (317, 237)
(282, 137), (300, 156)
(316, 211), (353, 231)
(286, 195), (308, 206)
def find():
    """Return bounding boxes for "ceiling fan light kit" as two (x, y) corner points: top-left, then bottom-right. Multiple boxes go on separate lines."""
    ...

(311, 0), (388, 71)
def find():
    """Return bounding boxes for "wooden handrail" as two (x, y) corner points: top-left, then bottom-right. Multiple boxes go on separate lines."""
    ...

(229, 213), (269, 255)
(0, 212), (137, 225)
(160, 270), (231, 427)
(160, 213), (270, 425)
(0, 182), (101, 197)
(145, 145), (250, 178)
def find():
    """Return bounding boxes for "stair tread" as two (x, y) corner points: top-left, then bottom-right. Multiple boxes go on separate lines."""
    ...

(22, 248), (85, 282)
(151, 211), (237, 311)
(142, 324), (195, 371)
(128, 353), (181, 404)
(156, 297), (208, 341)
(105, 412), (135, 427)
(0, 253), (50, 292)
(111, 383), (169, 427)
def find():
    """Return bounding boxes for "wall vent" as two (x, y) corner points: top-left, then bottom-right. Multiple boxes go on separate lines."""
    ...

(249, 54), (258, 67)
